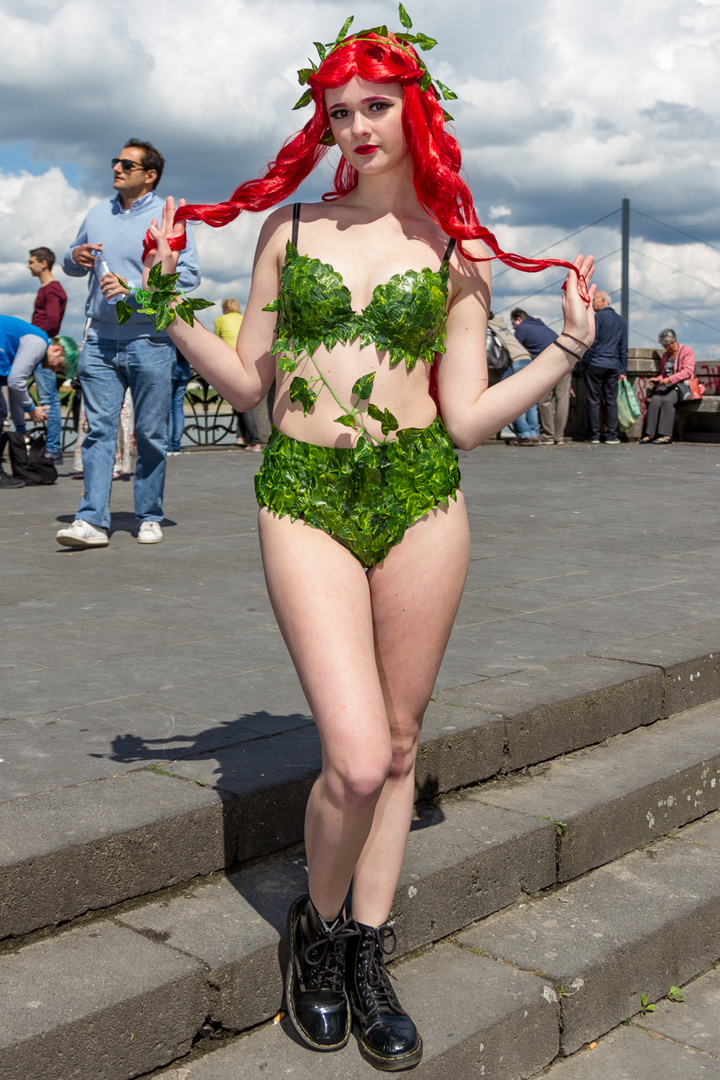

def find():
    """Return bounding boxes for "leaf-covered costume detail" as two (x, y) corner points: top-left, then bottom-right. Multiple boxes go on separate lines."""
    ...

(257, 204), (462, 566)
(255, 419), (460, 568)
(264, 241), (452, 372)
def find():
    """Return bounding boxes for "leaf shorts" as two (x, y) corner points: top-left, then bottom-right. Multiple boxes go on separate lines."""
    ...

(255, 417), (461, 568)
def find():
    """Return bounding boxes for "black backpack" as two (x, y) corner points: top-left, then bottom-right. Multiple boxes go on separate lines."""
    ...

(0, 431), (57, 485)
(487, 330), (511, 373)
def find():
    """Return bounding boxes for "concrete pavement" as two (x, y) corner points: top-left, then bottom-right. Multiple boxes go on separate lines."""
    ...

(2, 439), (720, 1079)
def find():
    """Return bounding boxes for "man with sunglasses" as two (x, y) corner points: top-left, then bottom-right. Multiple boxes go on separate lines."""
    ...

(57, 139), (200, 548)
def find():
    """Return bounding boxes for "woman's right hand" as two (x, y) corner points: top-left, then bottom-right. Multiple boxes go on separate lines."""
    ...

(143, 196), (186, 287)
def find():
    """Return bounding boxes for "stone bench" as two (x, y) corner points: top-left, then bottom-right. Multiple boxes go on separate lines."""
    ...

(675, 394), (720, 440)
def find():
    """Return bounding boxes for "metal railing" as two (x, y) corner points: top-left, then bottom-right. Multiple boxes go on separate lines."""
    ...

(25, 374), (240, 452)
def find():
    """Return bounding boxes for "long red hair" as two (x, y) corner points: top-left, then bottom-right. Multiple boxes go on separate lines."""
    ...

(152, 31), (576, 279)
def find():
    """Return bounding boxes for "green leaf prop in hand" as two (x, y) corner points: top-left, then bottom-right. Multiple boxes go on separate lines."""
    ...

(116, 262), (213, 332)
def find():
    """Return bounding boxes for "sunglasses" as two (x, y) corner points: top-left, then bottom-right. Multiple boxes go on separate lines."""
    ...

(111, 158), (145, 172)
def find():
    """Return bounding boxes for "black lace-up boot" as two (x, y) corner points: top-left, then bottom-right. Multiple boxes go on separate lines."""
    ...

(346, 920), (423, 1071)
(285, 892), (357, 1051)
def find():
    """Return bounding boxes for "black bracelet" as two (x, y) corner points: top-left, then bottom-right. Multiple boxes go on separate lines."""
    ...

(554, 339), (585, 362)
(558, 331), (588, 353)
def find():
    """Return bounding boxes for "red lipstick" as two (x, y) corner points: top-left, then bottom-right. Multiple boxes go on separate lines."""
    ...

(355, 146), (379, 156)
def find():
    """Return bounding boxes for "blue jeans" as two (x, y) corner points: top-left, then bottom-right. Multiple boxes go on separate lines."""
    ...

(33, 364), (62, 455)
(76, 335), (174, 529)
(169, 356), (192, 451)
(501, 358), (539, 438)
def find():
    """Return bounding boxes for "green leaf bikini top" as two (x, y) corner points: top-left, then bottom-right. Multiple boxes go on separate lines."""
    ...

(265, 203), (457, 372)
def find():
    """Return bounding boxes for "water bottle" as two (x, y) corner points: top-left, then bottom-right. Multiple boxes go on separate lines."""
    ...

(94, 251), (119, 305)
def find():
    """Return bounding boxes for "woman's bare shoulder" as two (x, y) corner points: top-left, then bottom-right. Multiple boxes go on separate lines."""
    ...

(254, 205), (296, 267)
(449, 237), (492, 299)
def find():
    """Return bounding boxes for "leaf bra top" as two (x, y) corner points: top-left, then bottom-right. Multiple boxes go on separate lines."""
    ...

(264, 203), (457, 371)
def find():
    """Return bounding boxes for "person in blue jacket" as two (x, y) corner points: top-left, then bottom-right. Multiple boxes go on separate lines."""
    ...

(55, 138), (201, 548)
(581, 291), (627, 444)
(0, 316), (78, 488)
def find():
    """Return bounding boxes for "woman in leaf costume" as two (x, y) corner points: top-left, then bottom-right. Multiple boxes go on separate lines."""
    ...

(140, 8), (595, 1070)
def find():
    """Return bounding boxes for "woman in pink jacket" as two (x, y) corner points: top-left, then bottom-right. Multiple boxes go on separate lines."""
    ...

(641, 328), (695, 444)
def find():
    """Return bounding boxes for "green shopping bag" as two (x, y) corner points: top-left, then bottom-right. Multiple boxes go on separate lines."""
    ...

(617, 380), (641, 430)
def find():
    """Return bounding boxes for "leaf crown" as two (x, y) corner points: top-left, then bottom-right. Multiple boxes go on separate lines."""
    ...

(293, 3), (457, 120)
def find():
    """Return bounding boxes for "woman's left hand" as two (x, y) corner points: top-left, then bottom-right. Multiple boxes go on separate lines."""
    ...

(561, 254), (596, 349)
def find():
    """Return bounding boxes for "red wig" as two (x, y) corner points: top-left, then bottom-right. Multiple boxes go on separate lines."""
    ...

(154, 31), (577, 279)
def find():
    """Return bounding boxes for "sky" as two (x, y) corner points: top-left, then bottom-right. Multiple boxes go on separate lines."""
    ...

(1, 0), (719, 359)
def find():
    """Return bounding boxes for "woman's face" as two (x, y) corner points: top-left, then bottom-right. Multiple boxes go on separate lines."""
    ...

(325, 77), (408, 174)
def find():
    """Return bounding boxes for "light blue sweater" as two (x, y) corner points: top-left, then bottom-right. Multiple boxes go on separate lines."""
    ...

(62, 191), (201, 341)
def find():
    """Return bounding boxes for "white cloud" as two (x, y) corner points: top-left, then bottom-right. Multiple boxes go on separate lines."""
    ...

(0, 0), (719, 355)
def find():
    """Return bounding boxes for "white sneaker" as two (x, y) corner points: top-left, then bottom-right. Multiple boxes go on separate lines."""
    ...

(137, 521), (163, 544)
(56, 519), (109, 548)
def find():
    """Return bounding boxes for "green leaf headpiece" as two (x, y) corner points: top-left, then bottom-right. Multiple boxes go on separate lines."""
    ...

(293, 3), (456, 121)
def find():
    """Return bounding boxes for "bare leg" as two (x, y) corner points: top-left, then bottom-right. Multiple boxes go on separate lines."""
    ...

(258, 509), (393, 922)
(352, 493), (470, 925)
(259, 493), (469, 926)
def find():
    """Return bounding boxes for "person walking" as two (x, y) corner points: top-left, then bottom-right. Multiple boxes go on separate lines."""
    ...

(55, 138), (201, 549)
(134, 17), (596, 1069)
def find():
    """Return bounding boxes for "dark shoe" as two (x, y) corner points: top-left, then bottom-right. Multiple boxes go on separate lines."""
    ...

(653, 436), (672, 444)
(42, 450), (63, 465)
(347, 921), (423, 1072)
(640, 436), (653, 444)
(520, 437), (540, 445)
(0, 471), (24, 488)
(285, 894), (355, 1051)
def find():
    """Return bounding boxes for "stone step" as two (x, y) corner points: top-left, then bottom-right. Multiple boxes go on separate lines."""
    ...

(459, 812), (720, 1058)
(6, 640), (716, 943)
(2, 703), (720, 1080)
(88, 813), (720, 1080)
(535, 962), (720, 1079)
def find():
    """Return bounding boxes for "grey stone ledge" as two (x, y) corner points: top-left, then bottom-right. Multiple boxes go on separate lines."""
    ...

(435, 654), (664, 770)
(459, 837), (720, 1055)
(469, 701), (720, 880)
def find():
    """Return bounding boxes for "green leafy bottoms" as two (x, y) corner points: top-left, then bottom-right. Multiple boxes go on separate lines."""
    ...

(255, 417), (461, 568)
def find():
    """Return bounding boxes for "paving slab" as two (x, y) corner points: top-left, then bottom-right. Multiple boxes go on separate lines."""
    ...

(470, 702), (720, 879)
(538, 1024), (720, 1079)
(0, 771), (225, 938)
(118, 848), (308, 1033)
(459, 837), (720, 1054)
(591, 618), (720, 715)
(415, 701), (504, 795)
(678, 808), (720, 850)
(152, 944), (558, 1080)
(435, 655), (664, 769)
(3, 444), (720, 807)
(0, 920), (207, 1080)
(635, 963), (720, 1057)
(395, 799), (556, 951)
(167, 726), (322, 864)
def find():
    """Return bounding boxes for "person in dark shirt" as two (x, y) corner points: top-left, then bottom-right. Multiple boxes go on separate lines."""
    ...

(28, 247), (68, 463)
(581, 291), (627, 444)
(510, 309), (568, 443)
(29, 247), (68, 336)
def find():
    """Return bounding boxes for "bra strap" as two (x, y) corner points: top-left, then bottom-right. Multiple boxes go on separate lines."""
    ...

(442, 237), (457, 263)
(292, 203), (301, 248)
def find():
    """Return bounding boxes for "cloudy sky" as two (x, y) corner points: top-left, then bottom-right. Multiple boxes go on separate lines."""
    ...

(1, 0), (720, 358)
